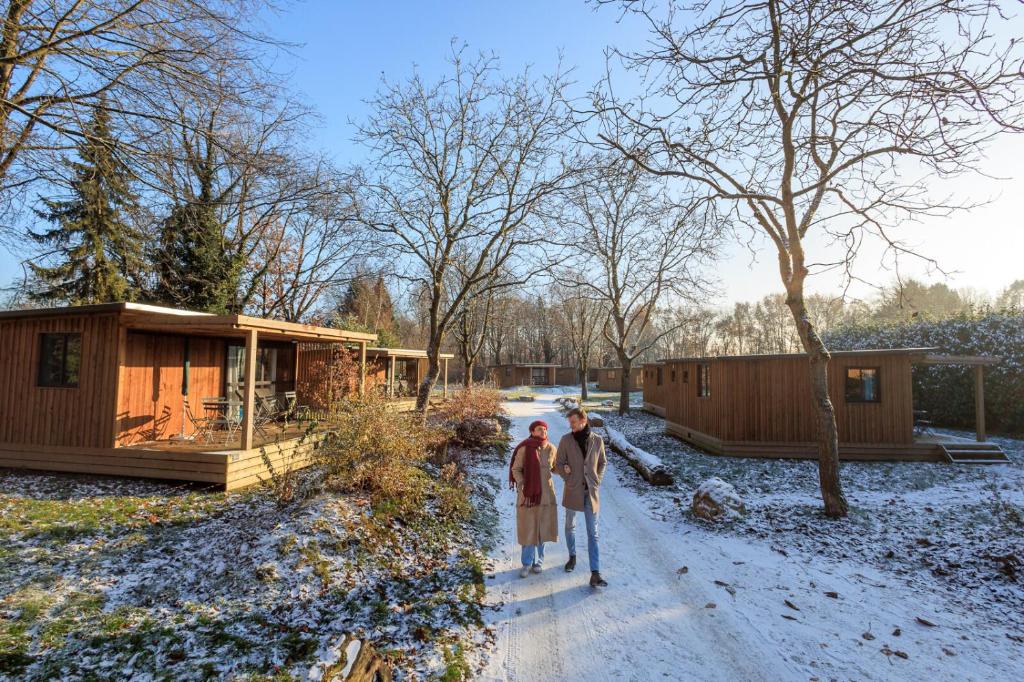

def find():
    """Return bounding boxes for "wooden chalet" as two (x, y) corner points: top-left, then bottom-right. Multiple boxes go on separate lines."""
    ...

(641, 362), (666, 417)
(660, 349), (1008, 463)
(596, 366), (644, 392)
(489, 363), (559, 388)
(0, 303), (378, 489)
(555, 366), (583, 385)
(366, 347), (453, 407)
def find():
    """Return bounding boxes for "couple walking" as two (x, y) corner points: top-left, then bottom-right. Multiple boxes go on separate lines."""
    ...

(508, 407), (608, 588)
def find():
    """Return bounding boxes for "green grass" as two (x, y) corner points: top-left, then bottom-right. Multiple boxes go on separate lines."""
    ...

(0, 490), (231, 542)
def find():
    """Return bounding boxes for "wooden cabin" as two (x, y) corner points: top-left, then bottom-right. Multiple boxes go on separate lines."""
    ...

(555, 366), (582, 385)
(641, 362), (666, 417)
(661, 349), (1006, 463)
(0, 303), (378, 489)
(489, 363), (559, 388)
(596, 366), (644, 392)
(366, 347), (453, 406)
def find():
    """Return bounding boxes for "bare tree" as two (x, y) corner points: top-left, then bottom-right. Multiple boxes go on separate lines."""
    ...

(452, 284), (497, 387)
(356, 47), (572, 411)
(553, 278), (605, 400)
(596, 0), (1024, 516)
(561, 155), (716, 414)
(0, 0), (274, 203)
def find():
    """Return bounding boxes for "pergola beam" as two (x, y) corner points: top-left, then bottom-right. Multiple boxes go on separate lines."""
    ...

(917, 354), (1000, 366)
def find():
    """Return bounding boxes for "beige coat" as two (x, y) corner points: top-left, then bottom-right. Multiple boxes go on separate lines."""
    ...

(512, 441), (559, 546)
(555, 431), (607, 513)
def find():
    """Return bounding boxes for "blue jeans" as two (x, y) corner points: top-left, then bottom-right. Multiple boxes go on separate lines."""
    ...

(564, 496), (599, 572)
(521, 542), (545, 567)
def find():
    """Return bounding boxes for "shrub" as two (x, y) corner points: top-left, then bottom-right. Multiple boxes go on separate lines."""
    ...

(315, 392), (448, 509)
(437, 385), (505, 424)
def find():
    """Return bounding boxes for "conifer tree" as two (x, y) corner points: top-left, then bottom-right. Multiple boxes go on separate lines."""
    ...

(30, 106), (142, 304)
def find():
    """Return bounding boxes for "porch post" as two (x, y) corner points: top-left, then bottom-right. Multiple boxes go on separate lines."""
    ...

(443, 357), (449, 398)
(241, 329), (258, 451)
(389, 354), (396, 398)
(359, 341), (367, 396)
(975, 365), (986, 442)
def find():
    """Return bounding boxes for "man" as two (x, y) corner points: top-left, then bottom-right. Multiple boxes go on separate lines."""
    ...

(555, 406), (608, 588)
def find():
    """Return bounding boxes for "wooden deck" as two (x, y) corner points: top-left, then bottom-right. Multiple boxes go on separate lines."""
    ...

(0, 423), (325, 490)
(665, 421), (1006, 463)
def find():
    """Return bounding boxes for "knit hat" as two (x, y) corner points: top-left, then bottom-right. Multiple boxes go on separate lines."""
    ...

(528, 420), (549, 434)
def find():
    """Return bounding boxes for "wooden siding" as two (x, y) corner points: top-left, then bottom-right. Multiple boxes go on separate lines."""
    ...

(116, 332), (225, 445)
(489, 366), (556, 388)
(642, 364), (667, 415)
(597, 367), (643, 392)
(555, 367), (580, 385)
(0, 312), (119, 449)
(663, 353), (915, 446)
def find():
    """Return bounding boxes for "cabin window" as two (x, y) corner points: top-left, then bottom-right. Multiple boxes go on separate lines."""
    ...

(682, 370), (689, 384)
(845, 367), (881, 403)
(657, 367), (663, 386)
(505, 367), (511, 377)
(697, 364), (711, 398)
(608, 370), (616, 379)
(37, 332), (82, 388)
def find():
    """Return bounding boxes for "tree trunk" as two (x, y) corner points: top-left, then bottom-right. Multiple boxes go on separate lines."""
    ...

(416, 336), (443, 414)
(579, 360), (590, 401)
(617, 355), (632, 416)
(463, 358), (475, 387)
(785, 294), (849, 518)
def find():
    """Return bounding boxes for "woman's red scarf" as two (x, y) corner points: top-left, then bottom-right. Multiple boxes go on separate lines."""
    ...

(509, 436), (546, 507)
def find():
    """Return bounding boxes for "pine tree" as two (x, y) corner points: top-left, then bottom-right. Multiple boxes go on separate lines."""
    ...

(30, 105), (143, 304)
(153, 159), (240, 314)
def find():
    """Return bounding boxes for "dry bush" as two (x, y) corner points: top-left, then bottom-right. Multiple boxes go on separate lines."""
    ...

(316, 392), (448, 509)
(437, 385), (506, 423)
(296, 344), (361, 416)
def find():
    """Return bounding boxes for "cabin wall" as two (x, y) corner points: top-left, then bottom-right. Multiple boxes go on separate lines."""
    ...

(555, 367), (579, 385)
(664, 354), (914, 445)
(642, 365), (666, 410)
(0, 312), (120, 449)
(116, 332), (225, 445)
(597, 367), (643, 392)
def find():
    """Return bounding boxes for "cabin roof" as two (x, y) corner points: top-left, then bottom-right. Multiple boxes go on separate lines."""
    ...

(0, 302), (378, 343)
(661, 348), (941, 363)
(367, 347), (454, 360)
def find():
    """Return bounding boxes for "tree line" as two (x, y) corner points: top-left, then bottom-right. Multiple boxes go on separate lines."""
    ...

(2, 0), (1022, 518)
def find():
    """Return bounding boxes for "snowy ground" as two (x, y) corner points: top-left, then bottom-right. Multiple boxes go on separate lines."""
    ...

(0, 467), (488, 680)
(477, 392), (1024, 681)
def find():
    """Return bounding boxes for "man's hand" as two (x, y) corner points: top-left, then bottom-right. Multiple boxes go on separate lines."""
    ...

(563, 464), (571, 475)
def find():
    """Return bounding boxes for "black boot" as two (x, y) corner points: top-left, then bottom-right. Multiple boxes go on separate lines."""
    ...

(590, 571), (608, 588)
(564, 555), (576, 572)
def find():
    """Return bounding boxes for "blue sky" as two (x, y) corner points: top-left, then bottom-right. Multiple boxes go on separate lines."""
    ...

(2, 0), (1021, 306)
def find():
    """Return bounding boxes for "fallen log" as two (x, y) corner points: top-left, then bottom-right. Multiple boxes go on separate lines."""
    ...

(320, 635), (393, 682)
(602, 426), (674, 486)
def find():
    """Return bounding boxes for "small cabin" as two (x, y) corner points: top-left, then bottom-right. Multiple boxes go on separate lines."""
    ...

(555, 366), (582, 385)
(0, 303), (379, 489)
(641, 362), (666, 417)
(489, 363), (559, 388)
(365, 347), (453, 403)
(596, 366), (643, 392)
(661, 349), (1006, 462)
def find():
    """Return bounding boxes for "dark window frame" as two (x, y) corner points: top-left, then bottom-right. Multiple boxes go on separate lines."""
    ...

(845, 367), (882, 403)
(37, 332), (82, 388)
(657, 367), (663, 386)
(697, 364), (711, 398)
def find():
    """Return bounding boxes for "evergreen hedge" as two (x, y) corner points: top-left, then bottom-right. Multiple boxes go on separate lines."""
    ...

(825, 311), (1024, 435)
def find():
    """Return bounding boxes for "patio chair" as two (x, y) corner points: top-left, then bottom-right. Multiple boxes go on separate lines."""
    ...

(203, 396), (241, 444)
(278, 390), (311, 426)
(184, 397), (215, 443)
(253, 394), (279, 440)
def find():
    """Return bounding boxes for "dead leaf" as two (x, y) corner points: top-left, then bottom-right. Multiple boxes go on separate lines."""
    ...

(705, 602), (716, 609)
(677, 566), (688, 575)
(942, 647), (956, 656)
(916, 617), (937, 627)
(892, 628), (901, 637)
(784, 599), (800, 611)
(781, 614), (798, 621)
(824, 591), (838, 599)
(862, 632), (876, 641)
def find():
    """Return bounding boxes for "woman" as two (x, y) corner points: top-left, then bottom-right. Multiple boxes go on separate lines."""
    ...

(509, 419), (559, 578)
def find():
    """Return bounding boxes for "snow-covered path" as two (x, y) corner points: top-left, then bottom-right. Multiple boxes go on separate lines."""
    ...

(480, 393), (1024, 682)
(481, 393), (791, 681)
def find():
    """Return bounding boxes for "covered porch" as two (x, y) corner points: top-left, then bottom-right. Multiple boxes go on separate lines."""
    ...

(112, 310), (377, 488)
(911, 353), (1008, 463)
(366, 347), (453, 401)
